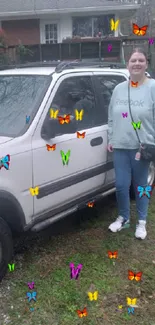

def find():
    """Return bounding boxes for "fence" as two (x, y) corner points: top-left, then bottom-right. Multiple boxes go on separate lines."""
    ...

(1, 38), (122, 65)
(1, 36), (155, 74)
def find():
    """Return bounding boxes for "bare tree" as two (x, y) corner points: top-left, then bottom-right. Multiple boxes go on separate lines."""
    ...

(135, 0), (152, 35)
(114, 0), (153, 36)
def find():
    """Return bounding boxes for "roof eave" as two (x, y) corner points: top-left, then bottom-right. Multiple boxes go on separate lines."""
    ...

(0, 4), (141, 18)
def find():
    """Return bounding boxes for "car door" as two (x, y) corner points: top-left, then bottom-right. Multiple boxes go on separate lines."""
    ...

(92, 72), (128, 185)
(31, 72), (111, 217)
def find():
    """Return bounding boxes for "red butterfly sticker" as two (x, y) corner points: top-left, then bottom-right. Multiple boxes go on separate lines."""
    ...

(131, 81), (138, 88)
(108, 251), (118, 259)
(46, 144), (56, 151)
(58, 114), (71, 125)
(76, 307), (88, 318)
(77, 131), (86, 139)
(87, 201), (95, 208)
(132, 23), (148, 36)
(128, 270), (142, 281)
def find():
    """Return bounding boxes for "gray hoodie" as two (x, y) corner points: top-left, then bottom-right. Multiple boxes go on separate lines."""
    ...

(108, 78), (155, 149)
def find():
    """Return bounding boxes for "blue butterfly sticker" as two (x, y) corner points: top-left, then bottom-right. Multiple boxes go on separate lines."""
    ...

(26, 291), (37, 302)
(29, 307), (34, 312)
(137, 185), (152, 198)
(26, 115), (30, 124)
(0, 154), (10, 170)
(128, 307), (135, 314)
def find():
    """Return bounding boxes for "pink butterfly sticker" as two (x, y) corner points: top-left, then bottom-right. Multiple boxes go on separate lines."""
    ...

(122, 112), (128, 118)
(69, 262), (83, 280)
(27, 282), (35, 290)
(149, 38), (154, 45)
(108, 44), (112, 52)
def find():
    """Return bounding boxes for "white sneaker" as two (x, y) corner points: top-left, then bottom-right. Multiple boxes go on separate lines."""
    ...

(108, 216), (130, 233)
(135, 220), (147, 240)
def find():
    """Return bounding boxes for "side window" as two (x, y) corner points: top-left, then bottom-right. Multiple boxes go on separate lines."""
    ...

(95, 75), (127, 125)
(45, 76), (97, 137)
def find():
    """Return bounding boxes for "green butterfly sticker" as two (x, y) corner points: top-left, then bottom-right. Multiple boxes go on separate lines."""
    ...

(60, 150), (71, 166)
(131, 121), (141, 130)
(8, 263), (15, 272)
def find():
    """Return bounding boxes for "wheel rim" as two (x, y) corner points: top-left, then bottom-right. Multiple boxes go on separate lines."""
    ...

(147, 162), (155, 185)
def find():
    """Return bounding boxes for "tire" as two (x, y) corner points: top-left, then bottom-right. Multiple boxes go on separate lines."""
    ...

(130, 161), (155, 199)
(0, 217), (13, 282)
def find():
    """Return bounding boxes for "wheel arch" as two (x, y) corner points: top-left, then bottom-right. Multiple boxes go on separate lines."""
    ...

(0, 190), (26, 234)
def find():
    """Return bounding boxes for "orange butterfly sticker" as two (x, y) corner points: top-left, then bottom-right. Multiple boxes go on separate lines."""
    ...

(46, 144), (56, 151)
(108, 251), (118, 259)
(128, 270), (142, 281)
(77, 131), (86, 139)
(87, 201), (95, 208)
(58, 114), (70, 125)
(132, 23), (148, 36)
(76, 307), (88, 318)
(131, 81), (138, 88)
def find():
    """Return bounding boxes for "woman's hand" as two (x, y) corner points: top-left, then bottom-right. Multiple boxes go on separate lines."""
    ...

(107, 144), (113, 152)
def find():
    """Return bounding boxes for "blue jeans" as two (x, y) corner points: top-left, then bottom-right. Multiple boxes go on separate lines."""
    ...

(113, 149), (150, 221)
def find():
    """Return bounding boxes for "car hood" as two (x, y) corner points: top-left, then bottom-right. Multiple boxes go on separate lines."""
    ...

(0, 137), (13, 144)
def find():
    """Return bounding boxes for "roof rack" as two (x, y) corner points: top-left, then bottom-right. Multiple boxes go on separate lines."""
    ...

(55, 60), (126, 73)
(0, 60), (126, 72)
(0, 61), (61, 71)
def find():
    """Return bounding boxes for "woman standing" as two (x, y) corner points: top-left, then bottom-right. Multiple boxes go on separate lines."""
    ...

(108, 48), (155, 240)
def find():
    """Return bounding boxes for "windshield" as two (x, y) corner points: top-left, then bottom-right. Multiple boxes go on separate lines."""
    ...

(0, 74), (51, 137)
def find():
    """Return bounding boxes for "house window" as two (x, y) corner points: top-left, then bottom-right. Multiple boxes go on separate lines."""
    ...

(72, 15), (115, 38)
(45, 24), (58, 44)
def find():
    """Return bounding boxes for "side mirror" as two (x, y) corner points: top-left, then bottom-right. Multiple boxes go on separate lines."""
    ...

(41, 116), (76, 140)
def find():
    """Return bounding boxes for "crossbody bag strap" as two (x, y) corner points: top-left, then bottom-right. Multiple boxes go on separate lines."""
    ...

(150, 83), (155, 142)
(128, 81), (141, 145)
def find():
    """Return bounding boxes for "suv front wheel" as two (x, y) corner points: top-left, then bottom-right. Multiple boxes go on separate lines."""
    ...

(0, 217), (13, 281)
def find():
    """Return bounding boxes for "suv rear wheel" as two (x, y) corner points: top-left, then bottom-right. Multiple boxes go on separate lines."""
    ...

(0, 217), (13, 281)
(130, 161), (155, 199)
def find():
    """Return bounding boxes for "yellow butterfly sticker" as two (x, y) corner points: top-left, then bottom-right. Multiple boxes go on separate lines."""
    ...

(74, 109), (84, 121)
(118, 305), (123, 309)
(29, 186), (39, 196)
(126, 297), (137, 306)
(110, 19), (120, 31)
(50, 109), (59, 119)
(88, 291), (98, 301)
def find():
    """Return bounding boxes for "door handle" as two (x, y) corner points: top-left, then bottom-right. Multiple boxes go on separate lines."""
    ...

(90, 137), (103, 147)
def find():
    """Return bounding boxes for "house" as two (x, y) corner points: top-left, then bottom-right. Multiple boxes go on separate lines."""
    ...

(0, 0), (141, 46)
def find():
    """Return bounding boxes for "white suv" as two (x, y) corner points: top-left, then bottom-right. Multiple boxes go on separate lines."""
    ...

(0, 61), (154, 281)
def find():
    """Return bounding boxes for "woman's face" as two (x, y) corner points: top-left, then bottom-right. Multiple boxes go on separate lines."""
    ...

(127, 52), (148, 80)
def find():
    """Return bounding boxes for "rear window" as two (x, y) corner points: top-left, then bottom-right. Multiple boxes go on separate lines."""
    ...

(0, 74), (51, 137)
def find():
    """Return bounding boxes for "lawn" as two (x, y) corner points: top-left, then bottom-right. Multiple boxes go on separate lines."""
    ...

(0, 193), (155, 325)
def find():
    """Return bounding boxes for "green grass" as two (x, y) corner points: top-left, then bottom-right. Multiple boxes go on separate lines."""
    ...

(1, 194), (155, 325)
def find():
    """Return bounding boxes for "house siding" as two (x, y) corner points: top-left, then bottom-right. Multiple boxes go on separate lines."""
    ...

(59, 15), (72, 42)
(40, 13), (118, 44)
(40, 15), (72, 43)
(2, 19), (40, 46)
(0, 10), (139, 47)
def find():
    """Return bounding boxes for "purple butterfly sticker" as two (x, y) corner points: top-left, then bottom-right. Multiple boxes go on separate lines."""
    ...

(149, 38), (154, 45)
(27, 282), (35, 290)
(107, 44), (112, 52)
(122, 112), (128, 118)
(69, 262), (83, 280)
